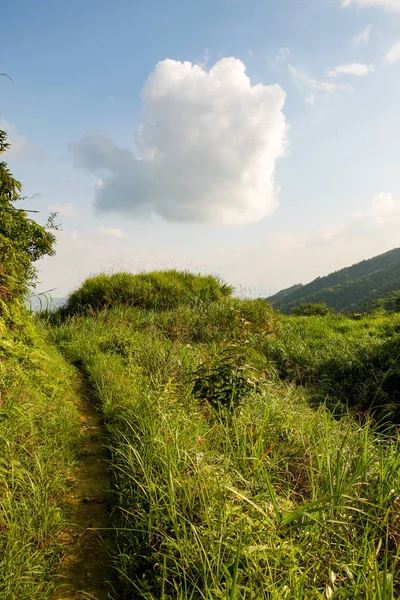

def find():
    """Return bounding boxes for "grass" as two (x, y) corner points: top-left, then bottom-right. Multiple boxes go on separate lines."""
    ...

(46, 272), (400, 599)
(261, 313), (400, 422)
(0, 304), (81, 599)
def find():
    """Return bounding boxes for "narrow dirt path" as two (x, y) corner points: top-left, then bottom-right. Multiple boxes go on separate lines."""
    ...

(53, 378), (116, 600)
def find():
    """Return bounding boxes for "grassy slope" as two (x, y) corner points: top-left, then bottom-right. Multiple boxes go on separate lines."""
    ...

(267, 247), (400, 314)
(49, 290), (400, 599)
(0, 305), (81, 599)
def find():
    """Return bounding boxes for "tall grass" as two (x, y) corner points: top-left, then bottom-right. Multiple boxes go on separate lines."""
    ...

(0, 310), (81, 599)
(50, 284), (400, 599)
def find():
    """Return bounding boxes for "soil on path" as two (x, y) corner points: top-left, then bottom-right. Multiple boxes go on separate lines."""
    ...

(53, 379), (115, 600)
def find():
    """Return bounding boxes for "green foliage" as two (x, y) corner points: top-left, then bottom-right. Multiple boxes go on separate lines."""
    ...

(268, 247), (400, 314)
(0, 128), (56, 308)
(65, 270), (232, 315)
(292, 302), (334, 316)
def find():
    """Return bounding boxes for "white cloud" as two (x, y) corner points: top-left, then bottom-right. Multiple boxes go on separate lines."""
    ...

(0, 119), (45, 162)
(49, 203), (81, 219)
(342, 0), (400, 11)
(353, 25), (372, 45)
(97, 226), (129, 239)
(385, 42), (400, 63)
(275, 47), (291, 61)
(71, 57), (287, 225)
(289, 65), (350, 104)
(327, 63), (374, 77)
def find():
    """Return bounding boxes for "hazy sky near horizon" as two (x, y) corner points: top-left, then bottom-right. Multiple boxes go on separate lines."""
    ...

(2, 0), (400, 297)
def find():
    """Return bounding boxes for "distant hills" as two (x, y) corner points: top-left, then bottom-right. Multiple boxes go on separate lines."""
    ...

(267, 247), (400, 314)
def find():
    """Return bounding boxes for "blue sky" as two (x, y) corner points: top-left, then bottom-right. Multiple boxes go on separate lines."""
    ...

(2, 0), (400, 296)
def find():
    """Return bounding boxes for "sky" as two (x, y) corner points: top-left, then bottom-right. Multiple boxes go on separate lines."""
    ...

(1, 0), (400, 298)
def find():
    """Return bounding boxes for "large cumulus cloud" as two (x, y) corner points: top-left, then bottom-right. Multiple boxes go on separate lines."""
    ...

(71, 58), (287, 225)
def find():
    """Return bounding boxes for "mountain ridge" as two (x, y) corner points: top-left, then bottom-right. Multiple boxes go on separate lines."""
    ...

(267, 247), (400, 314)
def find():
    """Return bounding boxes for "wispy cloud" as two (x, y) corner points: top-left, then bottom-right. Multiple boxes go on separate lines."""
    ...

(327, 63), (374, 77)
(97, 226), (129, 239)
(0, 119), (45, 162)
(352, 25), (372, 45)
(342, 0), (400, 12)
(289, 65), (350, 104)
(353, 192), (400, 222)
(385, 41), (400, 63)
(275, 47), (291, 62)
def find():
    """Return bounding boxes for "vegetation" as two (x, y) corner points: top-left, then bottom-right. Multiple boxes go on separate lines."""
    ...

(365, 291), (400, 315)
(267, 248), (400, 314)
(44, 272), (400, 599)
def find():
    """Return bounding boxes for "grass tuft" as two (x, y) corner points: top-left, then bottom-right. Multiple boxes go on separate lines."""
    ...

(64, 270), (233, 315)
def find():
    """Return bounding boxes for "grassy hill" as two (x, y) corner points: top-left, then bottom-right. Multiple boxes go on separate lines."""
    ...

(44, 270), (400, 599)
(267, 247), (400, 314)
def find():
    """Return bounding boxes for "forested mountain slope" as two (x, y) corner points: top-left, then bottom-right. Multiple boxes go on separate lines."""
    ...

(267, 247), (400, 314)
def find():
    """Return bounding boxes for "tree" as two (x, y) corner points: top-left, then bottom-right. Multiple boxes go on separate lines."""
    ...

(292, 302), (334, 316)
(0, 128), (56, 307)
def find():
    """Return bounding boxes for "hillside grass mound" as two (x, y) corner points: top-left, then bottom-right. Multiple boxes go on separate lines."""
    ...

(0, 305), (81, 599)
(65, 270), (233, 315)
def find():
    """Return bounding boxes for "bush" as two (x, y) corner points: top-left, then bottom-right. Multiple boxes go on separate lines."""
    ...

(292, 302), (334, 316)
(65, 270), (233, 314)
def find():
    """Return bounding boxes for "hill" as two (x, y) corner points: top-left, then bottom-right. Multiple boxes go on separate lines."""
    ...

(267, 247), (400, 314)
